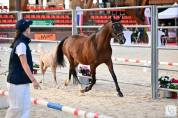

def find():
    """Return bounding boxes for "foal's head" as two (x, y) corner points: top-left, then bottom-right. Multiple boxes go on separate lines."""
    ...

(111, 16), (126, 44)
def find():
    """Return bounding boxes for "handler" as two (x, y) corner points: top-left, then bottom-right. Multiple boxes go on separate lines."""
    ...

(5, 19), (41, 118)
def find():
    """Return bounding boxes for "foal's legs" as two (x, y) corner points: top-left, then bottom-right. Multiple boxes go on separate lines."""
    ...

(106, 60), (123, 97)
(51, 65), (57, 85)
(41, 67), (47, 83)
(40, 61), (44, 82)
(64, 60), (77, 86)
(40, 61), (47, 83)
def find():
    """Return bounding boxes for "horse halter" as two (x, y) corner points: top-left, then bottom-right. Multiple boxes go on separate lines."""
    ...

(111, 22), (124, 38)
(111, 21), (126, 44)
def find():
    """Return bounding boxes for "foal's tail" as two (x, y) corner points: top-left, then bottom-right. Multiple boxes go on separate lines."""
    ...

(56, 37), (67, 67)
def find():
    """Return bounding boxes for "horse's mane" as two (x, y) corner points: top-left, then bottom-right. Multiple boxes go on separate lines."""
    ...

(86, 20), (113, 42)
(71, 35), (80, 38)
(69, 21), (111, 41)
(89, 33), (96, 41)
(95, 21), (112, 35)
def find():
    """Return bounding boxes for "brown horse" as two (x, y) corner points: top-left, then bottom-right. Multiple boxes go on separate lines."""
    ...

(56, 16), (126, 97)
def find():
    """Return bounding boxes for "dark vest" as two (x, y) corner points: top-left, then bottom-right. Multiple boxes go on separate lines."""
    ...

(7, 34), (33, 85)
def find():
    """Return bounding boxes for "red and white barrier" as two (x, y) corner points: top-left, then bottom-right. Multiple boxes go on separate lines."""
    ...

(1, 46), (178, 67)
(0, 90), (112, 118)
(0, 90), (9, 108)
(112, 57), (178, 67)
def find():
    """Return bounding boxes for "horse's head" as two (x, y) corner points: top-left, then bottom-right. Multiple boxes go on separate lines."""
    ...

(111, 16), (126, 44)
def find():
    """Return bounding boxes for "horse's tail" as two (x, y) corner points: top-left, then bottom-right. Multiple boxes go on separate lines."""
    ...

(56, 37), (67, 67)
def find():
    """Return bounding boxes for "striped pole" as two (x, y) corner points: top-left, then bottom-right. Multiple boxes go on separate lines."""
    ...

(1, 46), (178, 67)
(111, 57), (178, 67)
(0, 90), (112, 118)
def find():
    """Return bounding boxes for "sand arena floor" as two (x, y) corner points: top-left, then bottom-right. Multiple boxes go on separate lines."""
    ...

(0, 42), (178, 118)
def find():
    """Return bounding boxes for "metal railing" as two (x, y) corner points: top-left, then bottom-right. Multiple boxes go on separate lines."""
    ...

(156, 5), (178, 95)
(0, 5), (178, 99)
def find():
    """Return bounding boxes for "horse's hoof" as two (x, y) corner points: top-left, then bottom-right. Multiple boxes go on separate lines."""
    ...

(64, 79), (69, 86)
(118, 92), (124, 97)
(56, 85), (60, 89)
(80, 89), (85, 93)
(78, 91), (85, 96)
(80, 87), (90, 93)
(39, 80), (42, 83)
(84, 86), (90, 92)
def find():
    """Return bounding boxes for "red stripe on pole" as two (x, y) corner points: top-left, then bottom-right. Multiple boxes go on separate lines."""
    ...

(32, 99), (38, 104)
(168, 63), (173, 66)
(136, 60), (140, 63)
(0, 90), (5, 95)
(94, 112), (99, 118)
(74, 109), (79, 116)
(125, 59), (129, 62)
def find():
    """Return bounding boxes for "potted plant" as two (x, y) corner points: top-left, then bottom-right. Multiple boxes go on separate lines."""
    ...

(33, 63), (39, 68)
(159, 76), (178, 98)
(158, 76), (172, 88)
(33, 63), (39, 74)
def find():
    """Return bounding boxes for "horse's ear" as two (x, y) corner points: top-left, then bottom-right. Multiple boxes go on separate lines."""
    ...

(118, 16), (122, 21)
(111, 16), (114, 22)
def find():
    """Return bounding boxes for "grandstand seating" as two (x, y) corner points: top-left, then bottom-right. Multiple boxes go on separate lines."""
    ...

(90, 14), (137, 25)
(23, 14), (72, 25)
(25, 5), (64, 11)
(0, 6), (137, 29)
(0, 13), (16, 29)
(89, 9), (137, 25)
(22, 4), (137, 25)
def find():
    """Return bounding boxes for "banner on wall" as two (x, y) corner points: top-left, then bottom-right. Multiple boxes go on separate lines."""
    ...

(34, 33), (56, 40)
(32, 20), (54, 26)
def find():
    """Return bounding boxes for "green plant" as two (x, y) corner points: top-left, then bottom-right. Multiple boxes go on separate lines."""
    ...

(169, 84), (178, 90)
(33, 64), (39, 68)
(158, 76), (172, 88)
